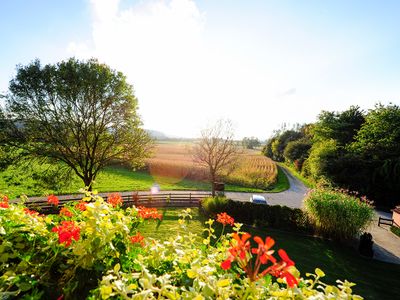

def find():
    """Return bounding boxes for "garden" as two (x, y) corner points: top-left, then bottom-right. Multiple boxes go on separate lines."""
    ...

(1, 188), (400, 299)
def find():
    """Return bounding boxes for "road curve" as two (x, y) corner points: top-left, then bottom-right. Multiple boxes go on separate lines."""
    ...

(225, 166), (309, 208)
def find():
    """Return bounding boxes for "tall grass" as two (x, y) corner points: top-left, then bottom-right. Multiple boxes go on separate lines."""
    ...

(304, 188), (374, 241)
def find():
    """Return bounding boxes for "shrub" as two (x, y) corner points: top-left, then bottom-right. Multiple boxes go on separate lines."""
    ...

(201, 196), (229, 215)
(201, 197), (314, 233)
(304, 188), (374, 241)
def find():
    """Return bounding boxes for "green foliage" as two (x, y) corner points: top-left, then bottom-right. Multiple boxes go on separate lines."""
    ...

(390, 226), (400, 238)
(2, 58), (151, 188)
(312, 106), (365, 146)
(304, 188), (374, 241)
(351, 103), (400, 159)
(242, 136), (261, 149)
(283, 138), (312, 169)
(303, 140), (338, 180)
(201, 198), (314, 233)
(201, 196), (229, 215)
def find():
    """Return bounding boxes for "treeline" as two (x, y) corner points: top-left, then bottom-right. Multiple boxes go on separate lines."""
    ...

(263, 104), (400, 208)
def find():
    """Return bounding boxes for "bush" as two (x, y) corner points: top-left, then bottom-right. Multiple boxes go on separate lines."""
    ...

(304, 188), (374, 241)
(201, 196), (229, 215)
(201, 197), (314, 233)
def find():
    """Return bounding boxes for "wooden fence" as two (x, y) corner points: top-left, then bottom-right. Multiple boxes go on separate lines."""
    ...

(378, 216), (394, 226)
(24, 192), (212, 213)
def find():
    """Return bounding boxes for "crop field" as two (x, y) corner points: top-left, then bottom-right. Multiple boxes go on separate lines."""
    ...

(146, 142), (278, 189)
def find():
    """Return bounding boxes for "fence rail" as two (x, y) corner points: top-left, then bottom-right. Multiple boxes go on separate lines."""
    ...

(24, 192), (212, 213)
(378, 216), (394, 226)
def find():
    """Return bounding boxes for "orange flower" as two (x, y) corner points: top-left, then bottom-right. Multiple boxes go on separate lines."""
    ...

(217, 212), (235, 226)
(107, 193), (123, 207)
(59, 207), (73, 217)
(137, 206), (162, 220)
(220, 232), (251, 270)
(75, 201), (87, 211)
(130, 232), (145, 246)
(265, 249), (298, 287)
(0, 202), (9, 209)
(48, 194), (59, 206)
(251, 236), (276, 264)
(24, 208), (39, 216)
(52, 221), (80, 247)
(221, 232), (299, 286)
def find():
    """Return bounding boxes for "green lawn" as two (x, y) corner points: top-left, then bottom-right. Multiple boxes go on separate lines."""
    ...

(1, 164), (286, 199)
(140, 207), (400, 300)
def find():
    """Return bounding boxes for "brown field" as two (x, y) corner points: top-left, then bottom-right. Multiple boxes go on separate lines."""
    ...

(146, 142), (278, 189)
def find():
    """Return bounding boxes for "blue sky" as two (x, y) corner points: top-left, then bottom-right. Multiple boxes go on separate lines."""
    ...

(1, 0), (399, 139)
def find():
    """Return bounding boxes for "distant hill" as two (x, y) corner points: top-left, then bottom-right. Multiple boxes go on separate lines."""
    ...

(146, 129), (168, 140)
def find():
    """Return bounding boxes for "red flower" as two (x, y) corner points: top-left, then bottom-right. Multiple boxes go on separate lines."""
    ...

(107, 193), (123, 207)
(217, 212), (235, 226)
(52, 221), (80, 247)
(265, 249), (298, 287)
(251, 236), (277, 264)
(220, 232), (299, 286)
(221, 259), (232, 270)
(24, 208), (39, 216)
(48, 194), (59, 206)
(137, 206), (162, 220)
(130, 232), (145, 246)
(1, 195), (9, 202)
(220, 232), (251, 270)
(59, 207), (73, 217)
(0, 201), (9, 209)
(75, 201), (87, 211)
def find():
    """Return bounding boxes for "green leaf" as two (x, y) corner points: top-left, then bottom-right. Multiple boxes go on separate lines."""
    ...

(315, 268), (325, 277)
(113, 263), (121, 273)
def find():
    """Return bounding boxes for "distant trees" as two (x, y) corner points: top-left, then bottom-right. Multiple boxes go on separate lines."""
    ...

(1, 58), (151, 189)
(242, 137), (261, 149)
(263, 104), (400, 208)
(193, 119), (239, 196)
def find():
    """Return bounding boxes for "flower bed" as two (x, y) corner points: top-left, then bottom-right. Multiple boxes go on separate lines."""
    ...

(0, 192), (362, 299)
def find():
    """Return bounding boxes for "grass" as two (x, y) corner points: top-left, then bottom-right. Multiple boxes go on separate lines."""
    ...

(0, 165), (266, 199)
(278, 162), (315, 188)
(140, 207), (400, 300)
(391, 226), (400, 238)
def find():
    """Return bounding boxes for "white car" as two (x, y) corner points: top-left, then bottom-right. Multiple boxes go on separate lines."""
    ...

(250, 194), (268, 205)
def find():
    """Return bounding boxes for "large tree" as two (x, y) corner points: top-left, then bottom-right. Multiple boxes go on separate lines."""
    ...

(193, 119), (239, 196)
(1, 58), (151, 189)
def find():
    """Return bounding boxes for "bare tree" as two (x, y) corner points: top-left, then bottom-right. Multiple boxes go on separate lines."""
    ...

(193, 119), (239, 196)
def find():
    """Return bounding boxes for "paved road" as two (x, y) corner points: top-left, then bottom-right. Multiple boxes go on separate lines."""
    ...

(226, 166), (309, 208)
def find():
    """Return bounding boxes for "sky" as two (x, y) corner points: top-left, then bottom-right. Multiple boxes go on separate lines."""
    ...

(1, 0), (399, 140)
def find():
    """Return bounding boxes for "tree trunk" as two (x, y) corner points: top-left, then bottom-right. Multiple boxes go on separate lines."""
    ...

(211, 173), (216, 197)
(83, 176), (93, 191)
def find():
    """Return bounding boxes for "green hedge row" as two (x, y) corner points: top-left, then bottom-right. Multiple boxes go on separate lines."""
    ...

(201, 197), (314, 233)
